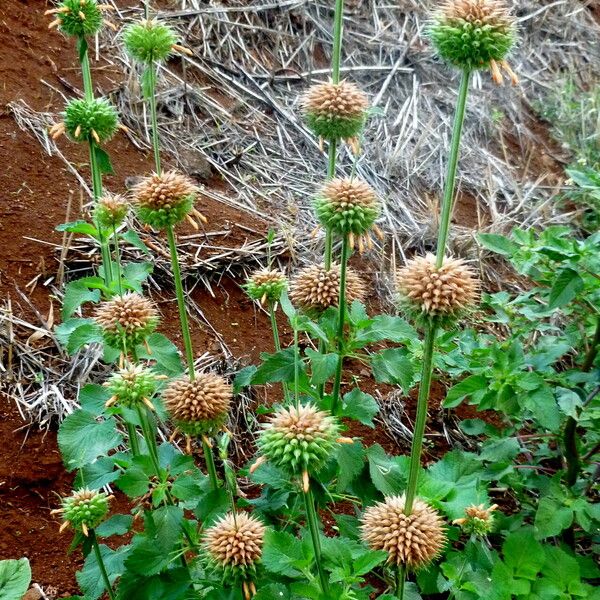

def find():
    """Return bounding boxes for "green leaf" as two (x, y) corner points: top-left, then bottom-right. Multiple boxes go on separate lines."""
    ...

(478, 233), (519, 256)
(340, 388), (379, 427)
(252, 349), (299, 384)
(96, 514), (134, 538)
(171, 473), (203, 503)
(502, 529), (545, 580)
(93, 145), (114, 175)
(58, 409), (123, 471)
(56, 219), (98, 238)
(371, 348), (414, 389)
(352, 550), (388, 576)
(280, 291), (297, 322)
(305, 349), (338, 385)
(534, 497), (573, 539)
(335, 441), (365, 492)
(556, 387), (583, 419)
(355, 315), (417, 344)
(79, 383), (111, 415)
(194, 488), (230, 526)
(233, 365), (257, 393)
(548, 268), (584, 309)
(366, 444), (407, 496)
(262, 529), (305, 577)
(122, 261), (153, 294)
(0, 558), (31, 600)
(77, 544), (128, 600)
(444, 375), (489, 408)
(117, 465), (152, 498)
(136, 333), (183, 374)
(254, 584), (293, 600)
(75, 456), (119, 490)
(121, 229), (151, 255)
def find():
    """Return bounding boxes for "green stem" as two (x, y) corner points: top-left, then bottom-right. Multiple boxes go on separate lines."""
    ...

(148, 62), (162, 175)
(166, 225), (195, 375)
(294, 325), (300, 410)
(136, 405), (161, 475)
(323, 140), (338, 269)
(331, 0), (345, 84)
(112, 221), (122, 295)
(126, 421), (140, 457)
(90, 530), (115, 600)
(269, 302), (290, 403)
(404, 320), (437, 514)
(80, 41), (94, 101)
(202, 437), (220, 491)
(330, 234), (350, 415)
(396, 564), (406, 599)
(303, 488), (330, 596)
(435, 69), (471, 268)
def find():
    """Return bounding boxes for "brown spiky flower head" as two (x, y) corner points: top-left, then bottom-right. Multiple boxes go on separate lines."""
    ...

(204, 512), (265, 594)
(52, 488), (112, 537)
(131, 170), (204, 229)
(429, 0), (518, 85)
(361, 496), (446, 570)
(163, 372), (232, 437)
(453, 503), (498, 536)
(396, 254), (478, 321)
(314, 178), (382, 251)
(94, 292), (159, 350)
(255, 404), (340, 491)
(94, 193), (128, 229)
(290, 263), (366, 314)
(302, 80), (368, 147)
(243, 268), (288, 305)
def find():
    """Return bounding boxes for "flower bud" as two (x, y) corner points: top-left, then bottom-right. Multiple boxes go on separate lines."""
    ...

(453, 503), (497, 536)
(123, 19), (177, 64)
(361, 495), (446, 569)
(105, 363), (158, 409)
(94, 193), (128, 228)
(48, 0), (104, 38)
(162, 372), (232, 436)
(64, 97), (118, 144)
(56, 488), (111, 535)
(243, 268), (287, 305)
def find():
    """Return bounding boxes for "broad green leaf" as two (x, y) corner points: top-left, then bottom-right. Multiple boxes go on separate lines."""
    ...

(56, 219), (98, 238)
(121, 229), (151, 255)
(556, 387), (583, 420)
(262, 529), (305, 577)
(136, 333), (183, 374)
(252, 349), (299, 384)
(335, 440), (365, 491)
(352, 549), (387, 576)
(0, 558), (31, 600)
(76, 544), (128, 600)
(444, 375), (489, 408)
(305, 349), (338, 385)
(548, 268), (584, 309)
(355, 315), (417, 344)
(233, 365), (257, 392)
(366, 444), (407, 496)
(478, 233), (519, 256)
(93, 145), (114, 175)
(58, 409), (123, 471)
(340, 388), (379, 427)
(122, 261), (153, 293)
(534, 497), (573, 539)
(502, 529), (545, 580)
(117, 465), (152, 498)
(370, 348), (414, 389)
(79, 383), (111, 415)
(96, 515), (134, 538)
(74, 456), (119, 490)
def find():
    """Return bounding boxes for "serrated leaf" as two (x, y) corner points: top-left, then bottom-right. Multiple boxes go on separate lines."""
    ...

(75, 456), (120, 490)
(352, 549), (387, 576)
(556, 387), (583, 419)
(96, 514), (134, 538)
(76, 544), (128, 600)
(117, 465), (152, 498)
(262, 529), (305, 577)
(252, 349), (299, 384)
(79, 383), (111, 415)
(548, 268), (584, 309)
(335, 441), (365, 492)
(93, 145), (114, 175)
(444, 375), (489, 408)
(534, 497), (573, 539)
(122, 261), (153, 293)
(478, 233), (519, 256)
(56, 219), (98, 238)
(0, 558), (31, 600)
(340, 388), (379, 426)
(136, 333), (183, 374)
(355, 315), (417, 344)
(366, 444), (407, 496)
(502, 529), (545, 580)
(58, 409), (123, 471)
(121, 229), (151, 255)
(370, 348), (414, 389)
(305, 349), (338, 385)
(233, 365), (257, 393)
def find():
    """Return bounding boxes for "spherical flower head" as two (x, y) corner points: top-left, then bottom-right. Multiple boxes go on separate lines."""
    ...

(289, 263), (366, 314)
(162, 372), (232, 437)
(94, 292), (159, 349)
(94, 193), (128, 228)
(429, 0), (517, 80)
(453, 503), (497, 536)
(64, 97), (118, 144)
(314, 178), (380, 236)
(204, 512), (265, 583)
(132, 170), (198, 229)
(58, 488), (110, 535)
(257, 404), (340, 476)
(361, 495), (446, 570)
(244, 268), (288, 304)
(50, 0), (104, 38)
(396, 254), (479, 321)
(302, 80), (368, 141)
(123, 19), (177, 64)
(105, 364), (158, 409)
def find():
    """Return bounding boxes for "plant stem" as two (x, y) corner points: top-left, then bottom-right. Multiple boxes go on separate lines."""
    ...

(330, 234), (350, 415)
(404, 319), (437, 514)
(331, 0), (344, 84)
(136, 405), (161, 474)
(435, 69), (471, 268)
(126, 422), (141, 457)
(90, 530), (115, 600)
(112, 221), (122, 295)
(147, 62), (162, 175)
(202, 437), (219, 491)
(166, 224), (196, 375)
(294, 325), (300, 410)
(303, 488), (330, 596)
(396, 564), (405, 598)
(80, 43), (94, 102)
(269, 302), (290, 402)
(323, 140), (338, 270)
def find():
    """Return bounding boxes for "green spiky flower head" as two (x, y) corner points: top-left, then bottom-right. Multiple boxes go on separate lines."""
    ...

(48, 0), (104, 38)
(244, 268), (287, 304)
(94, 292), (159, 349)
(94, 193), (128, 228)
(123, 19), (177, 64)
(162, 372), (232, 437)
(131, 170), (198, 229)
(314, 177), (380, 236)
(429, 0), (517, 77)
(64, 97), (118, 144)
(257, 404), (340, 476)
(302, 80), (369, 141)
(204, 512), (265, 588)
(58, 488), (110, 534)
(105, 363), (159, 409)
(453, 504), (497, 536)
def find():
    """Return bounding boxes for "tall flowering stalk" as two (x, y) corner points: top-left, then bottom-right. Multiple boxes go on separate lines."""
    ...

(393, 1), (518, 596)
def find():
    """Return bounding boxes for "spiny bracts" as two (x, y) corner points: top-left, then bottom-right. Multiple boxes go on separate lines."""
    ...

(361, 495), (446, 569)
(94, 193), (128, 228)
(46, 0), (105, 37)
(104, 363), (160, 410)
(162, 372), (232, 436)
(54, 488), (111, 536)
(63, 97), (118, 144)
(244, 268), (288, 305)
(123, 19), (178, 64)
(429, 0), (518, 84)
(453, 503), (498, 536)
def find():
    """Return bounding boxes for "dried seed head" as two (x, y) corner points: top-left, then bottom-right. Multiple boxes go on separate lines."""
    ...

(429, 0), (517, 82)
(302, 81), (369, 141)
(94, 193), (128, 228)
(50, 0), (104, 37)
(105, 363), (159, 409)
(123, 19), (177, 63)
(289, 263), (366, 313)
(257, 404), (340, 475)
(132, 170), (198, 229)
(244, 268), (288, 304)
(314, 178), (380, 236)
(204, 512), (265, 582)
(453, 503), (497, 536)
(64, 97), (118, 144)
(396, 254), (478, 318)
(59, 488), (110, 534)
(94, 292), (159, 349)
(361, 496), (446, 569)
(163, 372), (232, 436)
